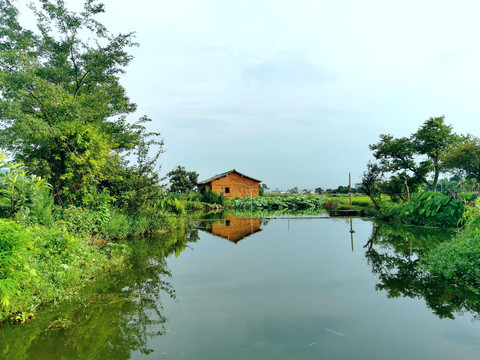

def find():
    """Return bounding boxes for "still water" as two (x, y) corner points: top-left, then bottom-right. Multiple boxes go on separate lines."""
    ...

(2, 216), (480, 359)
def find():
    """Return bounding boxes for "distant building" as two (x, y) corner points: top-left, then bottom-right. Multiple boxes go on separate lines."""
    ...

(198, 169), (261, 199)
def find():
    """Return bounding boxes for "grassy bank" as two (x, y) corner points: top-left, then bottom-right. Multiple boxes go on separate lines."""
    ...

(0, 192), (185, 323)
(0, 219), (129, 323)
(422, 200), (480, 293)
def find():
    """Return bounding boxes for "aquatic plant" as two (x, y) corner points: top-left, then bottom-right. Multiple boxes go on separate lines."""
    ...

(234, 195), (325, 210)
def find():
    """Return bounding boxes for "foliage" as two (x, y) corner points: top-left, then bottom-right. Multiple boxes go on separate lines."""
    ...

(259, 183), (268, 196)
(0, 220), (35, 312)
(378, 191), (466, 227)
(0, 219), (131, 322)
(443, 135), (480, 181)
(423, 199), (480, 293)
(53, 203), (183, 240)
(413, 116), (456, 190)
(166, 165), (198, 194)
(234, 195), (325, 210)
(361, 162), (383, 210)
(368, 116), (456, 197)
(100, 133), (164, 215)
(157, 197), (186, 216)
(0, 154), (50, 219)
(0, 0), (162, 204)
(193, 190), (227, 206)
(322, 198), (342, 211)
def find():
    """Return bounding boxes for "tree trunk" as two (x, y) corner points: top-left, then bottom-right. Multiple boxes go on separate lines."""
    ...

(404, 177), (410, 203)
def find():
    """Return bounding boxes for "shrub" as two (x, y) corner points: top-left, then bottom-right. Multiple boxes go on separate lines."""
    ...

(423, 200), (480, 292)
(201, 190), (227, 205)
(378, 191), (466, 227)
(0, 155), (51, 220)
(30, 188), (55, 225)
(99, 207), (132, 240)
(0, 220), (35, 315)
(158, 197), (186, 216)
(1, 221), (131, 322)
(323, 198), (342, 211)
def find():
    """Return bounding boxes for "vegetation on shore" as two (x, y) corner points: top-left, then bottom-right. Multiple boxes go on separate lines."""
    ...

(422, 200), (480, 294)
(0, 0), (183, 323)
(361, 117), (480, 294)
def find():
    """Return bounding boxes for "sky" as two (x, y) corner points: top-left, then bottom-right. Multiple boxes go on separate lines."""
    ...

(16, 0), (480, 190)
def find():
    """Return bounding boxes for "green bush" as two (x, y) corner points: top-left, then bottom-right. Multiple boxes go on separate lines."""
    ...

(158, 197), (186, 216)
(423, 200), (480, 292)
(0, 220), (35, 314)
(131, 209), (183, 236)
(99, 207), (132, 240)
(30, 188), (55, 225)
(201, 190), (227, 205)
(0, 155), (51, 220)
(53, 205), (111, 237)
(323, 198), (342, 211)
(1, 221), (131, 322)
(378, 191), (466, 227)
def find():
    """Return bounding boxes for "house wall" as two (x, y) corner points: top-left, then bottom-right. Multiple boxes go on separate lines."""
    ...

(210, 172), (259, 199)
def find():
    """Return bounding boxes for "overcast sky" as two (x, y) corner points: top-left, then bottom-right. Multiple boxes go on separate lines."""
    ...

(17, 0), (480, 190)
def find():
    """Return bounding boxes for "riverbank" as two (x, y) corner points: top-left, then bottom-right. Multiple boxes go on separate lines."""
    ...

(0, 203), (185, 324)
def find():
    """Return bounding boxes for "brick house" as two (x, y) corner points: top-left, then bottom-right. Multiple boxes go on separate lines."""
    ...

(198, 169), (261, 199)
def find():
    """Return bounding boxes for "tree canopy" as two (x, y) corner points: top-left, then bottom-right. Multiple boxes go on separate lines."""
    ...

(368, 116), (455, 196)
(442, 135), (480, 181)
(0, 0), (162, 204)
(166, 166), (199, 194)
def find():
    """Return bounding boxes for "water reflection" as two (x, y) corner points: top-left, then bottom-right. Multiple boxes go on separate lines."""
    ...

(364, 223), (480, 320)
(0, 228), (199, 360)
(4, 218), (480, 359)
(197, 215), (262, 244)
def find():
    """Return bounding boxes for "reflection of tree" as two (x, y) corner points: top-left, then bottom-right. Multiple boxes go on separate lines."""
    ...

(1, 228), (200, 360)
(364, 223), (480, 320)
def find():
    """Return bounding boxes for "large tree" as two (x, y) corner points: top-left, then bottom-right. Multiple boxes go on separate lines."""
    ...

(413, 116), (456, 191)
(369, 116), (455, 194)
(442, 135), (480, 181)
(166, 166), (199, 194)
(0, 0), (161, 204)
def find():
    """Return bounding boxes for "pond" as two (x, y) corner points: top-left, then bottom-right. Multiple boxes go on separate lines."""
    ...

(2, 215), (480, 359)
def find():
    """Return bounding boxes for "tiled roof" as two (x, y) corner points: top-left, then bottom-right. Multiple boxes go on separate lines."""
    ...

(198, 169), (261, 184)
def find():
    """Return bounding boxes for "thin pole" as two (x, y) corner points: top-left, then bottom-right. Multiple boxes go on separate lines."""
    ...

(350, 218), (355, 252)
(349, 172), (352, 205)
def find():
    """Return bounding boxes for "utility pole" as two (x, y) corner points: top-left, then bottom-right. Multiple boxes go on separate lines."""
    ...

(349, 172), (352, 205)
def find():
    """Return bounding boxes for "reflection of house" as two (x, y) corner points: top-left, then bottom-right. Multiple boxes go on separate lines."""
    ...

(209, 215), (262, 244)
(198, 169), (261, 199)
